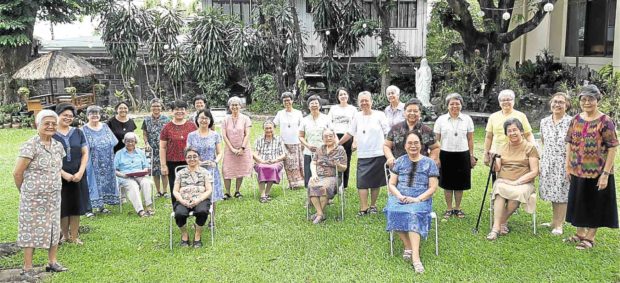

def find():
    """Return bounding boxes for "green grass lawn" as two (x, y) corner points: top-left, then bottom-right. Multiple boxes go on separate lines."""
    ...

(0, 122), (619, 282)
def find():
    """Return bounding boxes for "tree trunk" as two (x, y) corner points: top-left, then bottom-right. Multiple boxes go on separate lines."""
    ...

(374, 0), (393, 96)
(289, 0), (305, 96)
(269, 17), (286, 95)
(0, 39), (34, 104)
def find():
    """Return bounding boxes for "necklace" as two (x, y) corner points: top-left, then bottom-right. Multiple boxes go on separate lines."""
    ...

(362, 112), (371, 134)
(285, 110), (292, 128)
(449, 116), (460, 137)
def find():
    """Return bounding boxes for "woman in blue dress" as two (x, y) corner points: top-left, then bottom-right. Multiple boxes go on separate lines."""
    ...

(141, 98), (171, 197)
(385, 131), (439, 273)
(82, 106), (119, 214)
(186, 109), (223, 222)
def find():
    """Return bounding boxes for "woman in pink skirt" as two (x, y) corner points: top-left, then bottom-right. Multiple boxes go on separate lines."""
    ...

(253, 120), (286, 203)
(222, 96), (253, 199)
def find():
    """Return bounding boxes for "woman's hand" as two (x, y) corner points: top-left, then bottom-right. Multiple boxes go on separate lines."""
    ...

(470, 156), (477, 168)
(310, 175), (320, 183)
(386, 157), (395, 168)
(597, 174), (609, 190)
(61, 172), (74, 182)
(483, 152), (491, 166)
(72, 171), (84, 182)
(308, 145), (317, 153)
(161, 165), (168, 176)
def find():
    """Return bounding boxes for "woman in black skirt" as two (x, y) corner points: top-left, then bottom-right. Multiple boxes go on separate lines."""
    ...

(53, 103), (89, 244)
(433, 93), (476, 218)
(564, 84), (618, 250)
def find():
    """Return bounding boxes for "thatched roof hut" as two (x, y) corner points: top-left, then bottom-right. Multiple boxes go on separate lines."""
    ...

(12, 51), (103, 80)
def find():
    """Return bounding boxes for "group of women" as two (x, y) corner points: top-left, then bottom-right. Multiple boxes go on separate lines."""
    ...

(12, 83), (617, 276)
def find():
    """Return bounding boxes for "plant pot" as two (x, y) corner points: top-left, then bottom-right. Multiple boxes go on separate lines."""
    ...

(3, 123), (11, 128)
(12, 123), (21, 129)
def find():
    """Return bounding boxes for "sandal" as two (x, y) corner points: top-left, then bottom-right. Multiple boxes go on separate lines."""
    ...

(223, 193), (231, 200)
(99, 207), (111, 214)
(486, 230), (499, 241)
(180, 239), (190, 247)
(443, 210), (453, 219)
(499, 224), (510, 235)
(308, 213), (317, 221)
(266, 195), (272, 201)
(138, 210), (149, 218)
(455, 210), (465, 218)
(357, 209), (370, 216)
(402, 250), (412, 261)
(234, 192), (243, 199)
(46, 262), (68, 272)
(412, 262), (425, 273)
(259, 196), (269, 203)
(312, 214), (325, 224)
(146, 209), (155, 216)
(563, 234), (584, 243)
(68, 238), (84, 245)
(369, 206), (378, 214)
(576, 239), (595, 250)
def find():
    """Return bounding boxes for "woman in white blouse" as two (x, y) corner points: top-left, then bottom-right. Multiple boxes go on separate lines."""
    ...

(433, 93), (476, 219)
(273, 92), (305, 189)
(299, 95), (333, 188)
(339, 91), (390, 216)
(328, 88), (357, 188)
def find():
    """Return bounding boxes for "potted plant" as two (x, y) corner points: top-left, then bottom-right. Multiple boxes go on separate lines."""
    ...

(11, 116), (21, 129)
(17, 87), (30, 102)
(94, 83), (106, 95)
(65, 86), (77, 98)
(3, 114), (11, 128)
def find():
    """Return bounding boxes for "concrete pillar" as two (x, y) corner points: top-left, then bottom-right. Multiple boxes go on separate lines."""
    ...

(614, 1), (620, 70)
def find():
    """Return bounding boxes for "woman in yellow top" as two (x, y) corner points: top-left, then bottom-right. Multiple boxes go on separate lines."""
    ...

(483, 89), (535, 166)
(487, 118), (540, 240)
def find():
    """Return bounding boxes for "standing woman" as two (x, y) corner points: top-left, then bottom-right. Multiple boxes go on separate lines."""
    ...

(13, 110), (68, 277)
(328, 87), (357, 188)
(54, 103), (89, 244)
(433, 93), (476, 218)
(83, 106), (119, 214)
(564, 85), (618, 250)
(160, 100), (197, 205)
(141, 98), (171, 197)
(273, 92), (305, 189)
(539, 92), (572, 235)
(187, 109), (223, 208)
(339, 91), (390, 216)
(299, 95), (333, 188)
(107, 101), (137, 153)
(221, 96), (253, 199)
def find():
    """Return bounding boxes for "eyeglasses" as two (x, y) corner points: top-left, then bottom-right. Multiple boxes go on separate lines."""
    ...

(198, 117), (211, 120)
(499, 98), (514, 102)
(551, 100), (566, 105)
(125, 140), (136, 144)
(42, 122), (58, 127)
(186, 155), (200, 160)
(579, 97), (596, 103)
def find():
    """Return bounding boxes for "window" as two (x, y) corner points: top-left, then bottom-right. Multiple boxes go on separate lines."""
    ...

(362, 0), (417, 28)
(211, 0), (253, 24)
(565, 0), (615, 57)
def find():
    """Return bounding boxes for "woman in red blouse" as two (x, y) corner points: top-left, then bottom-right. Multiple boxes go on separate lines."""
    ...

(160, 100), (197, 205)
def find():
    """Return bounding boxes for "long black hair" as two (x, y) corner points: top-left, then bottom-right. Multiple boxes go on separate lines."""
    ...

(404, 131), (423, 187)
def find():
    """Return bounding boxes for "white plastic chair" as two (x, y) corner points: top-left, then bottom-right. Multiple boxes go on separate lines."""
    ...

(489, 191), (537, 234)
(169, 165), (216, 250)
(306, 166), (345, 222)
(385, 163), (439, 256)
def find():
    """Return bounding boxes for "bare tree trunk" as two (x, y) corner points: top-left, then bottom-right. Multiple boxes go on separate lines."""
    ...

(374, 0), (393, 96)
(0, 36), (34, 104)
(269, 17), (286, 95)
(289, 0), (305, 94)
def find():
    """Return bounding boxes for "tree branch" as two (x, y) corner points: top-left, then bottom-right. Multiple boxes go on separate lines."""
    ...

(498, 0), (555, 43)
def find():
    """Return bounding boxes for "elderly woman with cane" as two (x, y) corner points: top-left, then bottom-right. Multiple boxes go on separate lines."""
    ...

(486, 118), (539, 240)
(13, 110), (69, 279)
(308, 128), (348, 223)
(385, 131), (439, 273)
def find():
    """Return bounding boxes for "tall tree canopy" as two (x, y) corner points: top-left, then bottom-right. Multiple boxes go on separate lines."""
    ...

(0, 0), (104, 103)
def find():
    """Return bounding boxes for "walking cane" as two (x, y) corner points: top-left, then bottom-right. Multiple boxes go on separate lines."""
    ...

(472, 154), (499, 234)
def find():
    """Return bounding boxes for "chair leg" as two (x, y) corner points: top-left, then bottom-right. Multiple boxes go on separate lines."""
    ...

(434, 215), (439, 256)
(169, 213), (173, 251)
(533, 212), (537, 235)
(210, 216), (215, 247)
(489, 195), (493, 231)
(339, 190), (345, 222)
(389, 231), (394, 257)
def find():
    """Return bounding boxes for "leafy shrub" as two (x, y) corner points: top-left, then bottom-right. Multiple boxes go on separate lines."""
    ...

(197, 79), (230, 108)
(249, 74), (279, 114)
(516, 50), (576, 89)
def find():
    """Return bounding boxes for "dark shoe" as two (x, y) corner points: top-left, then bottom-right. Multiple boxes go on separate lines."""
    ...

(180, 240), (190, 247)
(138, 210), (149, 218)
(99, 207), (111, 214)
(312, 214), (325, 224)
(223, 193), (231, 200)
(234, 192), (243, 199)
(357, 209), (370, 216)
(454, 210), (466, 218)
(259, 196), (269, 203)
(46, 262), (68, 272)
(369, 206), (378, 214)
(193, 240), (203, 248)
(85, 212), (95, 218)
(266, 195), (272, 201)
(443, 210), (454, 219)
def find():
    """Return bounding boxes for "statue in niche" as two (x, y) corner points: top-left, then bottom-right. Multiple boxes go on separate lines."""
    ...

(415, 58), (433, 107)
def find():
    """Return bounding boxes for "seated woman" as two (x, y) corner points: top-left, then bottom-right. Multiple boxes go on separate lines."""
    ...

(385, 131), (439, 273)
(487, 118), (539, 240)
(252, 120), (287, 203)
(173, 148), (213, 248)
(114, 132), (153, 217)
(308, 128), (347, 224)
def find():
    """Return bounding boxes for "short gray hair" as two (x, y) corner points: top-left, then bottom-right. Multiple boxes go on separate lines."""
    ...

(386, 85), (400, 96)
(358, 91), (372, 100)
(35, 110), (58, 128)
(498, 89), (516, 102)
(123, 132), (138, 143)
(150, 98), (163, 106)
(579, 84), (602, 100)
(263, 119), (275, 128)
(445, 93), (464, 106)
(86, 105), (102, 115)
(227, 96), (242, 106)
